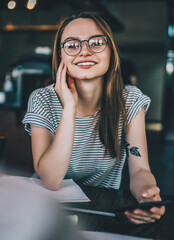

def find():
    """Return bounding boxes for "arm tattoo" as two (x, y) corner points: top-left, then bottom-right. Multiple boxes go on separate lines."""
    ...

(125, 141), (141, 157)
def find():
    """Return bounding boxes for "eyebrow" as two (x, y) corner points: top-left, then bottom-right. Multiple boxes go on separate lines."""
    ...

(62, 34), (104, 42)
(63, 37), (79, 42)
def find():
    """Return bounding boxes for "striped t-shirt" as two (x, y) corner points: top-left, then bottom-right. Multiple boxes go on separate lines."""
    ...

(22, 84), (151, 189)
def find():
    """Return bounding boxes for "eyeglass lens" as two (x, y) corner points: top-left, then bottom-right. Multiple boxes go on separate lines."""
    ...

(63, 36), (107, 56)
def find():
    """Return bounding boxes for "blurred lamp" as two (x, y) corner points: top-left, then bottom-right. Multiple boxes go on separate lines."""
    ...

(168, 25), (174, 38)
(26, 0), (37, 10)
(8, 1), (16, 9)
(35, 46), (52, 55)
(166, 62), (174, 74)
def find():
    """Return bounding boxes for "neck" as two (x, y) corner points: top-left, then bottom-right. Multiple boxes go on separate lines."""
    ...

(75, 77), (103, 117)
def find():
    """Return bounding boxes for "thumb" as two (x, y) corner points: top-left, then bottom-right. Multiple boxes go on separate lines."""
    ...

(141, 186), (160, 199)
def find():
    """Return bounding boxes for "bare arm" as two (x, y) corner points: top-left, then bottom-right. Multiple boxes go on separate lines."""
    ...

(126, 108), (155, 200)
(31, 60), (78, 190)
(31, 109), (75, 190)
(125, 108), (165, 224)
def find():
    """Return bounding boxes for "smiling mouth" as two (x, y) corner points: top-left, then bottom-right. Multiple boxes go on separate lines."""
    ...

(76, 62), (97, 66)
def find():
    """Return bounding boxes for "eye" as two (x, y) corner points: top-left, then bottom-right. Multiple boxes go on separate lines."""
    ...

(64, 41), (80, 49)
(89, 38), (104, 47)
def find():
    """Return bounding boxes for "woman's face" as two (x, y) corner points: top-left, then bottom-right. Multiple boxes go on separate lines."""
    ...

(60, 18), (111, 81)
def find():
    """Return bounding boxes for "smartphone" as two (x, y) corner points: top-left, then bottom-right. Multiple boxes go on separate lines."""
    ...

(115, 200), (173, 213)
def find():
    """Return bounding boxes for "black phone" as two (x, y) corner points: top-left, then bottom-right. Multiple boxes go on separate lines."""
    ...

(115, 200), (173, 213)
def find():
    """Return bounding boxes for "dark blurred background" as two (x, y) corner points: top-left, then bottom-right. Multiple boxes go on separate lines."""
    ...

(0, 0), (174, 195)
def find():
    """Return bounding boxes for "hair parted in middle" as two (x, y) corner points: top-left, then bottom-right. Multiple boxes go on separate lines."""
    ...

(52, 11), (127, 163)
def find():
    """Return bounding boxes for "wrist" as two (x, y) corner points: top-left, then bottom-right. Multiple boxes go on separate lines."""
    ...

(62, 107), (76, 118)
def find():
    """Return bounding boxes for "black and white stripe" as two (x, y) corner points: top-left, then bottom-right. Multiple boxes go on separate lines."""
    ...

(22, 84), (151, 189)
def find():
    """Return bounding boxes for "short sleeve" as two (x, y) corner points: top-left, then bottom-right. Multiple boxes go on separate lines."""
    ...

(22, 88), (55, 136)
(123, 85), (151, 124)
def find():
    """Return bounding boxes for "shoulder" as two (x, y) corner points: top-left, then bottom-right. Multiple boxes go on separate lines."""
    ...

(27, 83), (60, 113)
(123, 85), (151, 123)
(28, 84), (58, 105)
(123, 85), (144, 99)
(23, 84), (58, 135)
(123, 85), (151, 105)
(29, 84), (56, 101)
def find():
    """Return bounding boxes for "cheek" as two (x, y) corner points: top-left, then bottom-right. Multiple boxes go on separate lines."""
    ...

(101, 56), (110, 73)
(60, 49), (72, 64)
(61, 51), (68, 64)
(60, 53), (73, 74)
(65, 62), (75, 77)
(102, 49), (111, 71)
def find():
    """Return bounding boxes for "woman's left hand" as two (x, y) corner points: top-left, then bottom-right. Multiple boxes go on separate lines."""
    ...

(124, 186), (165, 224)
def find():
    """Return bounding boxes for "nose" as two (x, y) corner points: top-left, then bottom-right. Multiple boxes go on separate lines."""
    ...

(79, 41), (92, 56)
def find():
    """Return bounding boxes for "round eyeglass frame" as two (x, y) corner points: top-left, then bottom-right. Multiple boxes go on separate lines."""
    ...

(60, 35), (108, 56)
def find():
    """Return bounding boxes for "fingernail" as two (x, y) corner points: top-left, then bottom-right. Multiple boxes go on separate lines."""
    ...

(142, 192), (148, 197)
(124, 212), (129, 216)
(150, 207), (156, 212)
(133, 210), (140, 214)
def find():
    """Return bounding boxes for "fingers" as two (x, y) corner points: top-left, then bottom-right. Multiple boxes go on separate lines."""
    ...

(133, 208), (162, 219)
(54, 60), (78, 109)
(61, 64), (67, 87)
(55, 60), (68, 92)
(67, 76), (76, 92)
(56, 59), (64, 87)
(150, 206), (165, 216)
(138, 186), (165, 223)
(125, 184), (165, 225)
(126, 215), (155, 224)
(125, 209), (160, 220)
(125, 192), (166, 225)
(125, 209), (161, 224)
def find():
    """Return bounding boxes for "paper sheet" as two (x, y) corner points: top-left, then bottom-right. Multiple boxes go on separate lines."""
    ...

(0, 176), (90, 203)
(30, 177), (90, 202)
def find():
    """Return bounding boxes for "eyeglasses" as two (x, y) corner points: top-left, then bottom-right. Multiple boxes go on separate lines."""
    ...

(60, 35), (108, 56)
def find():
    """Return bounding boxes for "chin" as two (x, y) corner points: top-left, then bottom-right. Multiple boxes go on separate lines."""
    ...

(68, 67), (96, 79)
(70, 72), (99, 81)
(74, 76), (98, 81)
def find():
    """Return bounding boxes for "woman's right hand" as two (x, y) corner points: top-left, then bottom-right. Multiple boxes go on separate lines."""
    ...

(55, 60), (78, 112)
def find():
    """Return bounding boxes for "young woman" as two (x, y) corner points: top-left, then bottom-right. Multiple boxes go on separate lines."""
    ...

(23, 11), (165, 224)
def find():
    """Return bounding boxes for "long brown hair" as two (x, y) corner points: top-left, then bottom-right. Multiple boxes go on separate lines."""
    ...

(52, 11), (126, 162)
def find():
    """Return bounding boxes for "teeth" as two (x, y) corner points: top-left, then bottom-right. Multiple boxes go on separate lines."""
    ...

(77, 62), (96, 66)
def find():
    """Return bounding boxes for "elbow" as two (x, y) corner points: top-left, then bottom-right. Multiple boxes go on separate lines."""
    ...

(42, 177), (63, 191)
(34, 162), (64, 191)
(48, 182), (62, 191)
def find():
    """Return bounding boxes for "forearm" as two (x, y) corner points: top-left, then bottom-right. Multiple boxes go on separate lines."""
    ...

(36, 108), (76, 190)
(130, 169), (157, 202)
